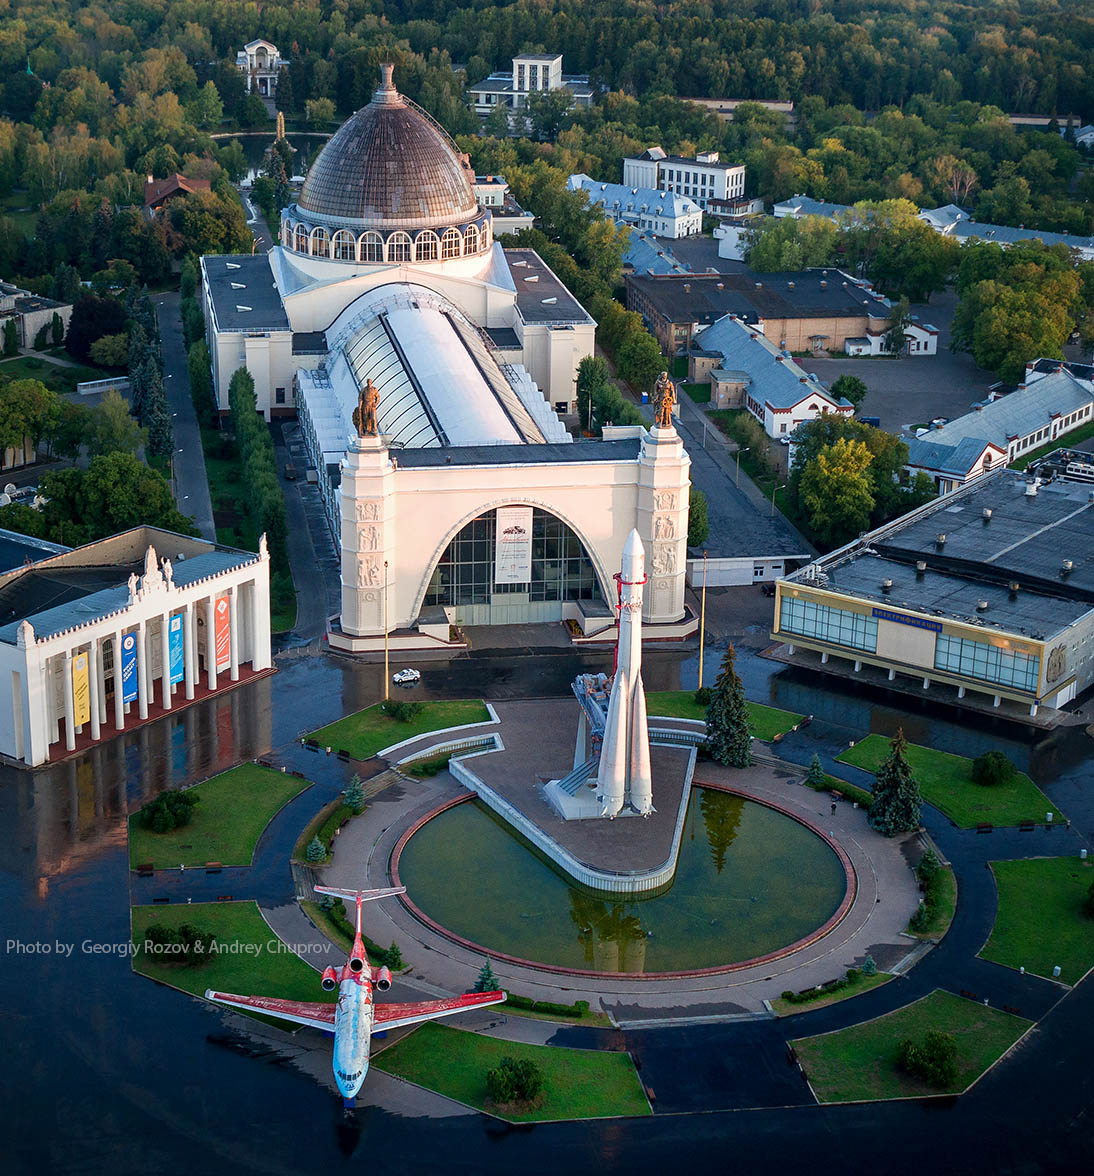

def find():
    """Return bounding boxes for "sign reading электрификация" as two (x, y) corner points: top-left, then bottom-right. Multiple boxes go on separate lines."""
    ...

(871, 606), (943, 633)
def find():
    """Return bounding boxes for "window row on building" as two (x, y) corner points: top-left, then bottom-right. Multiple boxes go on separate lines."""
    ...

(933, 633), (1040, 693)
(779, 596), (879, 652)
(279, 219), (492, 263)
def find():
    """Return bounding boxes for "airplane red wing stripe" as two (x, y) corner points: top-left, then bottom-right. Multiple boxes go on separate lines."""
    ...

(374, 991), (506, 1025)
(207, 992), (336, 1024)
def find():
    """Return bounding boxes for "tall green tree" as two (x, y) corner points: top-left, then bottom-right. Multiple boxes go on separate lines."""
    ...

(799, 437), (875, 548)
(867, 729), (922, 836)
(705, 643), (752, 768)
(576, 354), (611, 432)
(687, 484), (709, 547)
(830, 374), (867, 408)
(86, 387), (146, 457)
(3, 318), (19, 355)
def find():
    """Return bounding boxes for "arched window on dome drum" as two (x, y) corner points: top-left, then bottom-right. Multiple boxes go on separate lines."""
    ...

(281, 221), (292, 247)
(441, 228), (462, 259)
(464, 224), (479, 254)
(481, 220), (492, 249)
(415, 231), (439, 262)
(360, 232), (383, 264)
(294, 225), (308, 253)
(311, 228), (330, 258)
(387, 232), (411, 263)
(332, 230), (355, 261)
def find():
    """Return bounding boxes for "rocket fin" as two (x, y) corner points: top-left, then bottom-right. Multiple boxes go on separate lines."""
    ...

(628, 671), (654, 815)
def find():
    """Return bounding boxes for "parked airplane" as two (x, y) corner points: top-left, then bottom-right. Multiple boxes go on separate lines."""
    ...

(206, 885), (505, 1101)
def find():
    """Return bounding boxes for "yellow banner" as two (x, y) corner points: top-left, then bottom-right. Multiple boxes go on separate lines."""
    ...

(72, 651), (90, 726)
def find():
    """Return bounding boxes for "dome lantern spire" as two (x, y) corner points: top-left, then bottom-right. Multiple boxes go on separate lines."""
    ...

(373, 62), (402, 106)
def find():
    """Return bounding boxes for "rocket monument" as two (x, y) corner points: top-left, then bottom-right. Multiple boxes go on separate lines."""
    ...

(598, 529), (654, 817)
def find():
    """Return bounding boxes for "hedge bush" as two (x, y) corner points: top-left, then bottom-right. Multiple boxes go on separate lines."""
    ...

(228, 367), (288, 569)
(780, 967), (862, 1005)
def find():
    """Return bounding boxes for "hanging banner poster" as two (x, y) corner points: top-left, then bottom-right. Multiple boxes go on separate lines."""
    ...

(494, 506), (533, 585)
(72, 652), (90, 726)
(120, 632), (139, 703)
(214, 596), (231, 671)
(168, 614), (185, 685)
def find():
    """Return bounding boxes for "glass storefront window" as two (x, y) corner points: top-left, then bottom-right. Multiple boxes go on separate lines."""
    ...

(779, 596), (878, 652)
(934, 634), (1040, 693)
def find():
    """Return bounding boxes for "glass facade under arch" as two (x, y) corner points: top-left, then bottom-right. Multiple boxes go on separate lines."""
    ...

(424, 508), (605, 611)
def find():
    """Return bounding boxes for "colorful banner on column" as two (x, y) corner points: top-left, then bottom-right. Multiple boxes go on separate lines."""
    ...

(494, 505), (533, 585)
(72, 652), (90, 726)
(214, 597), (231, 671)
(168, 614), (184, 684)
(120, 632), (138, 703)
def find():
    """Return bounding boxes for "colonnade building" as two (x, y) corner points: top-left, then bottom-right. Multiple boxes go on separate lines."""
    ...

(0, 528), (272, 767)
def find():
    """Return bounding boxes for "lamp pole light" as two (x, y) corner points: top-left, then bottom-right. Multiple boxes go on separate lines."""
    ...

(735, 446), (750, 486)
(383, 559), (390, 701)
(698, 550), (708, 690)
(771, 482), (786, 516)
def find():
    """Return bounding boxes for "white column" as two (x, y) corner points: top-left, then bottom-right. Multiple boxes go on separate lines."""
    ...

(136, 620), (148, 720)
(113, 632), (125, 731)
(88, 638), (101, 742)
(95, 639), (107, 720)
(206, 596), (217, 691)
(228, 584), (239, 682)
(957, 685), (966, 699)
(161, 611), (172, 711)
(183, 603), (195, 700)
(62, 650), (76, 752)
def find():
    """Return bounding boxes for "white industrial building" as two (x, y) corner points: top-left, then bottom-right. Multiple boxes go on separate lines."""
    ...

(0, 528), (271, 767)
(623, 148), (746, 212)
(567, 175), (703, 239)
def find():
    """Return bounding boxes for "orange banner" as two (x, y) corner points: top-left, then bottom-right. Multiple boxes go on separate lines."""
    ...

(214, 596), (230, 671)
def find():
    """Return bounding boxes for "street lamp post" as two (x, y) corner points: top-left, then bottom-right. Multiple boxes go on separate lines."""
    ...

(698, 551), (708, 690)
(771, 482), (786, 516)
(383, 559), (390, 702)
(735, 446), (750, 486)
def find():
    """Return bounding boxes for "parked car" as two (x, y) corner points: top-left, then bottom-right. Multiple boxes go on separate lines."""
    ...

(392, 668), (421, 685)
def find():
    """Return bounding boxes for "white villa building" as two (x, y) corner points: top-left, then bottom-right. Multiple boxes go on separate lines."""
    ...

(467, 53), (596, 129)
(567, 175), (703, 239)
(235, 39), (284, 97)
(623, 148), (746, 213)
(0, 528), (271, 767)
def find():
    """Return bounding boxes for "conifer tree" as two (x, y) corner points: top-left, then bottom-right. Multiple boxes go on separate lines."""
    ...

(806, 753), (827, 788)
(305, 835), (325, 863)
(867, 728), (922, 836)
(705, 643), (752, 767)
(343, 773), (366, 813)
(474, 959), (500, 992)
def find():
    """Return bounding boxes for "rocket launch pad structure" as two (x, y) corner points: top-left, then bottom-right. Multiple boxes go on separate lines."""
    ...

(544, 529), (657, 820)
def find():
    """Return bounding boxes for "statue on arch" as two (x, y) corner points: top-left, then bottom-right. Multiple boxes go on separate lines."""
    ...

(353, 377), (381, 437)
(653, 371), (676, 430)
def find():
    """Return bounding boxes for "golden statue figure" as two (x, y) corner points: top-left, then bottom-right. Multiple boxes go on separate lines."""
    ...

(353, 378), (380, 437)
(653, 370), (676, 429)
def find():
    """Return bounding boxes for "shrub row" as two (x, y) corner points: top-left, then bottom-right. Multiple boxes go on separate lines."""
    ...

(321, 898), (404, 970)
(781, 966), (866, 1005)
(503, 992), (591, 1018)
(228, 367), (288, 569)
(908, 849), (945, 932)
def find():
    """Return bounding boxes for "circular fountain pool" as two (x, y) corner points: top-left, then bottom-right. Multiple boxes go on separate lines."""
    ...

(395, 788), (850, 975)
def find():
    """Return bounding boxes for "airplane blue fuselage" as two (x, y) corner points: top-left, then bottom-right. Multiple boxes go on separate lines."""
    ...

(332, 976), (373, 1098)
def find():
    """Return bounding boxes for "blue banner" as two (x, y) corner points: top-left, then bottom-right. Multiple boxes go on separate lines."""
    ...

(120, 632), (138, 703)
(168, 614), (184, 685)
(871, 606), (942, 633)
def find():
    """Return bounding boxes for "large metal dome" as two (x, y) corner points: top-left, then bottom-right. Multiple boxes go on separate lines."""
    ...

(297, 64), (479, 230)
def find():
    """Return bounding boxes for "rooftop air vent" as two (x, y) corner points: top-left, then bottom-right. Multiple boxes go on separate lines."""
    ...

(976, 600), (989, 611)
(915, 560), (927, 576)
(1008, 580), (1020, 596)
(1025, 479), (1039, 496)
(820, 279), (827, 288)
(936, 533), (947, 546)
(788, 281), (795, 289)
(881, 578), (893, 593)
(755, 281), (763, 288)
(982, 508), (993, 522)
(1061, 559), (1073, 576)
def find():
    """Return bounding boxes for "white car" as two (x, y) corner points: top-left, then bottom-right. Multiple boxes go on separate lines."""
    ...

(392, 668), (421, 685)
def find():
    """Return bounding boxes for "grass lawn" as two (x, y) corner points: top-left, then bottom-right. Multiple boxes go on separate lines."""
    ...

(772, 971), (892, 1016)
(1013, 418), (1094, 470)
(682, 381), (711, 403)
(129, 763), (311, 868)
(308, 699), (491, 760)
(0, 190), (37, 234)
(374, 1022), (650, 1122)
(836, 735), (1055, 828)
(792, 990), (1031, 1102)
(132, 901), (330, 1021)
(801, 770), (874, 809)
(645, 690), (802, 741)
(982, 858), (1094, 984)
(0, 353), (111, 394)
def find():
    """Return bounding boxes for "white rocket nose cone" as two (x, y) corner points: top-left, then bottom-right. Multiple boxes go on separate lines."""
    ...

(622, 528), (645, 581)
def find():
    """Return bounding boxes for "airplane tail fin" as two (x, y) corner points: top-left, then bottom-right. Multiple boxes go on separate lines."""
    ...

(313, 885), (406, 903)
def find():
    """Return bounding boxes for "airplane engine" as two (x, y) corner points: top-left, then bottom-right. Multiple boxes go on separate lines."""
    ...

(348, 955), (365, 974)
(321, 966), (338, 991)
(373, 966), (392, 992)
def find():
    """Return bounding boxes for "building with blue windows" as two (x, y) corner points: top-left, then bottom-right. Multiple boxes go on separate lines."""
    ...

(771, 469), (1094, 717)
